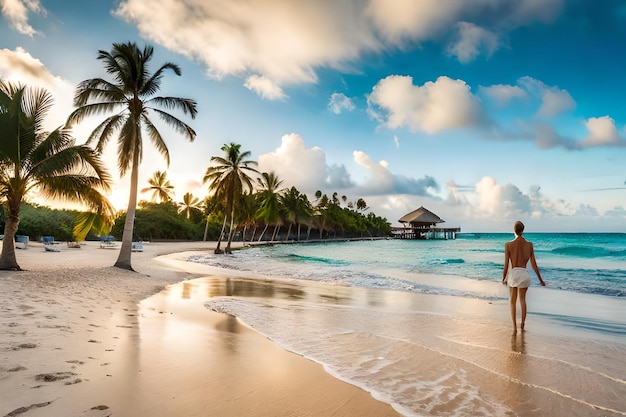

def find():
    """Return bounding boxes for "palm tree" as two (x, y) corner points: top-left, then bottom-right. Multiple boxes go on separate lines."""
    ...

(177, 192), (201, 219)
(0, 81), (114, 270)
(203, 143), (258, 254)
(313, 190), (330, 239)
(255, 171), (284, 242)
(279, 186), (312, 242)
(142, 170), (174, 202)
(67, 42), (197, 270)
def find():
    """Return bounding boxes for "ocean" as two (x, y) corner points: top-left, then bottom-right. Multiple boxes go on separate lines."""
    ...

(187, 233), (626, 416)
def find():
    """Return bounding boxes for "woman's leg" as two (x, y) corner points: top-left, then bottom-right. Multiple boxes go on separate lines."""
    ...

(509, 287), (518, 333)
(519, 288), (528, 330)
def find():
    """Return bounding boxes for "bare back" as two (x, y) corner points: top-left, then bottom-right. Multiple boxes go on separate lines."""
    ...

(505, 237), (532, 268)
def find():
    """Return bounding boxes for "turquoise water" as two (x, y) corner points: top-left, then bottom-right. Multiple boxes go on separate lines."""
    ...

(192, 233), (626, 298)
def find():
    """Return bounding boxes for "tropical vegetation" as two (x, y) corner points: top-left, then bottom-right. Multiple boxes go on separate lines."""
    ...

(1, 42), (391, 269)
(203, 142), (258, 254)
(0, 80), (114, 270)
(66, 42), (197, 270)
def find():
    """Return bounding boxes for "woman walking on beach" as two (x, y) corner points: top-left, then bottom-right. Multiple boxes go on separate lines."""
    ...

(502, 221), (546, 333)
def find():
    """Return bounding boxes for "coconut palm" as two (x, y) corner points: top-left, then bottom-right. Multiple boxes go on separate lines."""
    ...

(279, 186), (312, 242)
(255, 171), (284, 242)
(0, 81), (114, 270)
(142, 170), (174, 202)
(204, 143), (258, 254)
(177, 192), (201, 219)
(67, 42), (197, 270)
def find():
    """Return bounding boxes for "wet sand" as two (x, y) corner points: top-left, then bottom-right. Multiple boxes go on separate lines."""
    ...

(0, 241), (401, 417)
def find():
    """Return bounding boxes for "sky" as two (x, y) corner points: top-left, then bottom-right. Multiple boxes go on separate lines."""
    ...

(1, 0), (626, 232)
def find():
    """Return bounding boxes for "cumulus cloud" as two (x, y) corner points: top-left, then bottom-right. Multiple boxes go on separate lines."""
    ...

(328, 92), (355, 114)
(518, 76), (575, 118)
(257, 133), (353, 193)
(581, 116), (626, 148)
(367, 75), (486, 134)
(0, 47), (75, 128)
(1, 0), (45, 36)
(475, 176), (531, 218)
(257, 134), (439, 199)
(479, 84), (527, 106)
(352, 150), (439, 196)
(244, 75), (286, 100)
(447, 22), (499, 63)
(114, 0), (565, 98)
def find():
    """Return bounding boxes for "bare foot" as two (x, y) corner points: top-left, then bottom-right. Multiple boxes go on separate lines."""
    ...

(512, 327), (517, 335)
(521, 322), (525, 330)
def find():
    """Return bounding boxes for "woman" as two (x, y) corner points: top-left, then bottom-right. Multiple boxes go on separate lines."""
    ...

(502, 221), (546, 333)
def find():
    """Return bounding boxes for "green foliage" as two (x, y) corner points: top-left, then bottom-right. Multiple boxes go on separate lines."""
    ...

(110, 201), (207, 241)
(3, 203), (77, 242)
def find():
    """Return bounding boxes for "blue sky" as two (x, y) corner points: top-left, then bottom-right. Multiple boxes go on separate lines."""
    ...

(1, 0), (625, 232)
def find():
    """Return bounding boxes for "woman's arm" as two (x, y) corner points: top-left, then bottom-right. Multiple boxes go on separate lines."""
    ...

(529, 244), (546, 286)
(502, 243), (510, 284)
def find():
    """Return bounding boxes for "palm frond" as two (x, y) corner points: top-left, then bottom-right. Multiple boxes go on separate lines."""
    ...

(148, 96), (197, 118)
(148, 107), (197, 141)
(142, 116), (170, 165)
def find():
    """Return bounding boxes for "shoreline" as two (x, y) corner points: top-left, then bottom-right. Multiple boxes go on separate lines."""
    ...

(0, 241), (401, 417)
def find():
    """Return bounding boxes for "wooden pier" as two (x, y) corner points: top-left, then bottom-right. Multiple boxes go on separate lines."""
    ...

(391, 226), (461, 240)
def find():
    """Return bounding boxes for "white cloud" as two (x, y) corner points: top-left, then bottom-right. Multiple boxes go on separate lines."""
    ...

(244, 75), (286, 100)
(581, 116), (626, 148)
(475, 176), (531, 218)
(0, 47), (75, 129)
(257, 133), (353, 193)
(367, 75), (485, 134)
(115, 0), (377, 99)
(328, 92), (355, 114)
(115, 0), (565, 98)
(518, 76), (575, 118)
(1, 0), (45, 36)
(447, 22), (499, 63)
(479, 84), (527, 106)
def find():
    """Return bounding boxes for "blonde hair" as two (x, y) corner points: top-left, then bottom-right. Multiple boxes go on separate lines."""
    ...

(514, 221), (525, 235)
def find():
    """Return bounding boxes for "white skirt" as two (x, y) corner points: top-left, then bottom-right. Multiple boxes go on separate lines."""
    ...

(508, 267), (531, 288)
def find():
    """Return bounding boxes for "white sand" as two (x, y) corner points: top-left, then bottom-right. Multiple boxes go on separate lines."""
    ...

(0, 241), (401, 417)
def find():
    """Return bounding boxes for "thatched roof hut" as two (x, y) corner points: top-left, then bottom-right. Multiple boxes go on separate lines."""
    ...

(398, 206), (444, 228)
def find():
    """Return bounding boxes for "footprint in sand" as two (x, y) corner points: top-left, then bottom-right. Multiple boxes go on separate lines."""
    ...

(35, 371), (77, 382)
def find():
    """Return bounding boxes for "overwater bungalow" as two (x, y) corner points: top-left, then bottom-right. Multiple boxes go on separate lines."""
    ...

(392, 206), (460, 240)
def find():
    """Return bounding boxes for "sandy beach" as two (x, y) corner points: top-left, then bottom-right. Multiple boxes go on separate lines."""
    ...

(0, 241), (401, 417)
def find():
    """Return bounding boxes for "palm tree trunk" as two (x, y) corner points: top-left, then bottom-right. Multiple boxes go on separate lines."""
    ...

(285, 224), (293, 241)
(203, 216), (209, 241)
(297, 223), (302, 242)
(225, 208), (235, 254)
(0, 213), (21, 270)
(114, 151), (139, 271)
(258, 224), (269, 242)
(271, 224), (280, 241)
(215, 214), (227, 254)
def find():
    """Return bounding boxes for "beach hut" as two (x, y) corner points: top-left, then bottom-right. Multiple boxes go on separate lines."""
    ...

(394, 206), (460, 239)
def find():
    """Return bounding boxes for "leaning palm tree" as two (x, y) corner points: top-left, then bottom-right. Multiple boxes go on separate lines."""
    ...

(177, 192), (201, 219)
(67, 42), (197, 270)
(0, 80), (114, 270)
(142, 170), (174, 202)
(204, 143), (258, 254)
(255, 171), (284, 242)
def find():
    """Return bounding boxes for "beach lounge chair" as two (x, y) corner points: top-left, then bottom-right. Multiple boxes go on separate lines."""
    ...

(132, 241), (143, 252)
(100, 236), (117, 249)
(15, 235), (29, 249)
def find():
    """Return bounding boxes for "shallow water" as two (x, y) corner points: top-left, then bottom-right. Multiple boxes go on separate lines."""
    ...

(188, 235), (626, 416)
